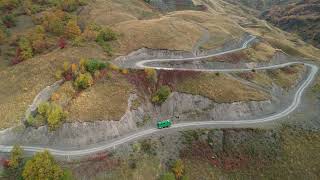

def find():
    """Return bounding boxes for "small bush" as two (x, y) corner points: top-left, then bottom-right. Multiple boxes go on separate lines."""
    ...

(58, 37), (67, 49)
(28, 25), (47, 54)
(71, 36), (84, 46)
(2, 14), (16, 28)
(38, 102), (50, 117)
(96, 28), (117, 42)
(96, 28), (117, 55)
(152, 85), (171, 104)
(26, 114), (46, 127)
(85, 59), (107, 74)
(172, 159), (185, 180)
(47, 103), (66, 130)
(65, 20), (81, 39)
(18, 37), (33, 60)
(74, 73), (93, 89)
(109, 63), (119, 71)
(3, 145), (24, 179)
(144, 68), (157, 82)
(96, 40), (113, 55)
(36, 102), (66, 130)
(121, 69), (129, 74)
(41, 9), (69, 35)
(160, 172), (175, 180)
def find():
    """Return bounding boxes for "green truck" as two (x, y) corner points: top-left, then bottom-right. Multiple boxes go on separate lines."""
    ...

(157, 119), (172, 129)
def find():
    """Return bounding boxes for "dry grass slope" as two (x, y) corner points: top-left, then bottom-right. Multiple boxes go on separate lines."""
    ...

(66, 75), (134, 122)
(177, 73), (269, 103)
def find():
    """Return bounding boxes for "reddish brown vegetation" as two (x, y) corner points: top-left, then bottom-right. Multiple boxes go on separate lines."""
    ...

(11, 48), (23, 65)
(125, 70), (154, 94)
(180, 141), (262, 171)
(281, 66), (298, 74)
(67, 152), (120, 178)
(0, 158), (10, 168)
(156, 70), (200, 90)
(58, 37), (67, 49)
(238, 72), (255, 80)
(125, 69), (200, 94)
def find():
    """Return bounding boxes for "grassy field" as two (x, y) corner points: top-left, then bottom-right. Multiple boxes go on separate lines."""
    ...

(176, 73), (269, 103)
(245, 42), (276, 62)
(256, 64), (305, 89)
(167, 10), (245, 50)
(79, 0), (159, 26)
(113, 16), (203, 54)
(66, 74), (134, 122)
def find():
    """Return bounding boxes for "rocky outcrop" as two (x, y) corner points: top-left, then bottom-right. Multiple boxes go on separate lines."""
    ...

(157, 92), (274, 122)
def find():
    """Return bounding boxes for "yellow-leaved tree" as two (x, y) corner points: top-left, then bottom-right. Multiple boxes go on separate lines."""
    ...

(172, 159), (184, 180)
(22, 151), (63, 180)
(65, 20), (81, 39)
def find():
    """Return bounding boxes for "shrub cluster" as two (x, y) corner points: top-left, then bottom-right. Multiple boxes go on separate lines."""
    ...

(27, 102), (66, 131)
(2, 0), (88, 65)
(84, 58), (107, 74)
(1, 14), (16, 28)
(57, 58), (108, 90)
(74, 72), (93, 89)
(95, 28), (118, 55)
(12, 26), (48, 64)
(152, 85), (171, 104)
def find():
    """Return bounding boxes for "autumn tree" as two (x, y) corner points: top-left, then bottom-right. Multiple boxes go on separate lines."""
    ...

(65, 20), (81, 39)
(58, 37), (67, 49)
(144, 68), (157, 82)
(29, 25), (47, 54)
(47, 103), (66, 130)
(22, 151), (64, 180)
(41, 9), (68, 35)
(172, 159), (185, 180)
(18, 37), (33, 60)
(8, 145), (23, 169)
(36, 102), (66, 130)
(2, 145), (25, 179)
(74, 72), (93, 89)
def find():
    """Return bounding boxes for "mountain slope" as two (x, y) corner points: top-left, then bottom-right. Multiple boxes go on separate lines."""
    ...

(262, 0), (320, 48)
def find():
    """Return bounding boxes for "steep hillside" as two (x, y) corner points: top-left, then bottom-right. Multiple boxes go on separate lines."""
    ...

(262, 0), (320, 48)
(224, 0), (300, 11)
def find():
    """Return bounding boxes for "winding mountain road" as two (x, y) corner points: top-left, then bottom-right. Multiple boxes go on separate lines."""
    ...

(0, 36), (318, 157)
